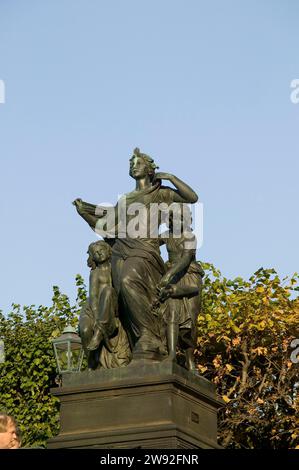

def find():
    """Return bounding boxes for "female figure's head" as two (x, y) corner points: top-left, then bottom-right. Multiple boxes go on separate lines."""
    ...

(129, 148), (159, 183)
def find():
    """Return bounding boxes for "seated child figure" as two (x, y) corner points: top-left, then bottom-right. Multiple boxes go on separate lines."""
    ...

(79, 240), (131, 369)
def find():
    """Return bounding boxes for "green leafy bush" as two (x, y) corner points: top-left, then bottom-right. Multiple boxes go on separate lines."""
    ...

(0, 267), (298, 448)
(0, 275), (86, 447)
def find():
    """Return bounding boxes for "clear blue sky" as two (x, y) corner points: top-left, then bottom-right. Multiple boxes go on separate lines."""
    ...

(1, 0), (299, 314)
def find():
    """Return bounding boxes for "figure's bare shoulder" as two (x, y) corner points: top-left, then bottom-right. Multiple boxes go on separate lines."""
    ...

(89, 267), (101, 283)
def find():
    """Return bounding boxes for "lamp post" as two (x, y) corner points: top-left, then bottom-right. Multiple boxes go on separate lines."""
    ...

(52, 325), (84, 376)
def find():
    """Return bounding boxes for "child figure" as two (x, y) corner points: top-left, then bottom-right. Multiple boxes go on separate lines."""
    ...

(157, 210), (204, 371)
(79, 240), (131, 369)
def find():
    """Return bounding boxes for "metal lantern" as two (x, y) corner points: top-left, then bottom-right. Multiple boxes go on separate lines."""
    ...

(52, 325), (84, 374)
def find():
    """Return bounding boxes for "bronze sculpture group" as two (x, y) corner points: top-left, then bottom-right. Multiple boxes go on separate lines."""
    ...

(73, 148), (203, 372)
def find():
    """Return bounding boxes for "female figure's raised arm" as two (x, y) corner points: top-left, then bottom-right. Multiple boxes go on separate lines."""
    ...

(155, 173), (198, 203)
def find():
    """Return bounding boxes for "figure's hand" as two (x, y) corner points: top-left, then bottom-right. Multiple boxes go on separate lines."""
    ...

(154, 172), (173, 184)
(159, 285), (174, 302)
(72, 198), (84, 213)
(157, 274), (172, 290)
(95, 206), (108, 218)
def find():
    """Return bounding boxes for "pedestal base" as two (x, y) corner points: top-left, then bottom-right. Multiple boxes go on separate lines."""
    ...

(48, 362), (223, 449)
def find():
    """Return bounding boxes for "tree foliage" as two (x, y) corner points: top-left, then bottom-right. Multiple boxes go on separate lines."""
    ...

(0, 275), (86, 447)
(0, 267), (298, 448)
(198, 264), (299, 449)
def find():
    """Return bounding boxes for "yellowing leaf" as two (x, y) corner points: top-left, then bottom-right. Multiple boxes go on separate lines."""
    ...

(256, 286), (265, 293)
(231, 324), (241, 333)
(232, 337), (241, 346)
(222, 395), (231, 403)
(213, 355), (222, 369)
(253, 347), (268, 356)
(257, 320), (267, 330)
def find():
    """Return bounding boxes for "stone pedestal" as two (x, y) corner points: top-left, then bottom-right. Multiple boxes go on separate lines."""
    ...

(47, 362), (223, 449)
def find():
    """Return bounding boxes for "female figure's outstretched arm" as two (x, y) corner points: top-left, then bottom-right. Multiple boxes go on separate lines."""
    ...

(73, 198), (107, 230)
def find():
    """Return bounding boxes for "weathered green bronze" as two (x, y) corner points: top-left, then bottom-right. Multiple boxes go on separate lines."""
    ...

(79, 240), (131, 369)
(73, 148), (201, 367)
(157, 211), (204, 371)
(48, 149), (224, 450)
(48, 362), (223, 449)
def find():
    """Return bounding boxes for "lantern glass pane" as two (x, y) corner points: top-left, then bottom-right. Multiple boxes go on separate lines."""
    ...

(57, 349), (70, 373)
(70, 349), (82, 371)
(52, 328), (83, 373)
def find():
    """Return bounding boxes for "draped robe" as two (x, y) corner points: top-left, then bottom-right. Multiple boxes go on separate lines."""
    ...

(85, 182), (176, 358)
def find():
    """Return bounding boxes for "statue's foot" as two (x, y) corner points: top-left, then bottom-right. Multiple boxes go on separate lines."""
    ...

(87, 328), (103, 351)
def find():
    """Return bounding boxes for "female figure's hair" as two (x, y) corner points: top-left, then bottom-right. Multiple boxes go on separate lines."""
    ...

(130, 147), (159, 181)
